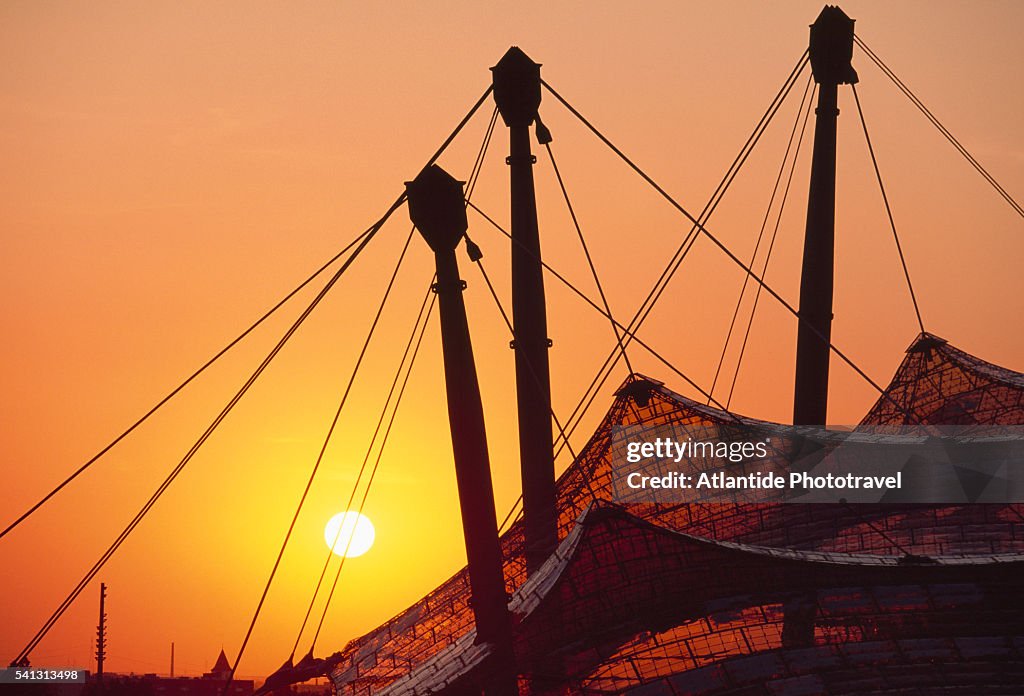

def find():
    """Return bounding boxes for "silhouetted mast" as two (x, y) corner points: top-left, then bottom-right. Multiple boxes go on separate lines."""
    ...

(95, 583), (107, 683)
(492, 47), (558, 575)
(406, 165), (517, 696)
(793, 6), (858, 426)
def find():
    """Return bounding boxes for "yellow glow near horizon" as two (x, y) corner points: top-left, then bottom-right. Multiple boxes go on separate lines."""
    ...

(324, 511), (375, 558)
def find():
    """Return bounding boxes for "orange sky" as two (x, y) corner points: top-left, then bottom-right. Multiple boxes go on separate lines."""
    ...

(1, 0), (1022, 679)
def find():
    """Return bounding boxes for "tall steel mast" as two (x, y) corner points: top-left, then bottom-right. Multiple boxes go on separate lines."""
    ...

(793, 6), (858, 428)
(406, 165), (517, 695)
(492, 47), (558, 575)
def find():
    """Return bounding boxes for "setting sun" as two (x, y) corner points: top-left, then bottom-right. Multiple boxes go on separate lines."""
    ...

(324, 511), (375, 558)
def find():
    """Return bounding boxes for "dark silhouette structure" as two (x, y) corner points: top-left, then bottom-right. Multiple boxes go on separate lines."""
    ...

(793, 6), (859, 427)
(492, 47), (559, 576)
(324, 336), (1024, 694)
(206, 650), (232, 680)
(320, 7), (1024, 695)
(406, 166), (517, 696)
(78, 650), (253, 696)
(11, 4), (1019, 695)
(95, 583), (107, 684)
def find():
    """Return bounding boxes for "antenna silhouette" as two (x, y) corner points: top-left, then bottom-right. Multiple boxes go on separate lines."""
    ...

(95, 583), (107, 683)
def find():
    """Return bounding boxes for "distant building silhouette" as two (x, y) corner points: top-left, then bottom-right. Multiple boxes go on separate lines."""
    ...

(74, 650), (252, 696)
(202, 650), (232, 681)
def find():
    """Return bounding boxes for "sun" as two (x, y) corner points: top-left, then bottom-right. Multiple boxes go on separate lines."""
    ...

(323, 511), (375, 558)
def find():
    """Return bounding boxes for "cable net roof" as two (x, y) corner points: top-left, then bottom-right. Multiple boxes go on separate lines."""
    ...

(366, 503), (1024, 695)
(326, 333), (1024, 694)
(861, 332), (1024, 427)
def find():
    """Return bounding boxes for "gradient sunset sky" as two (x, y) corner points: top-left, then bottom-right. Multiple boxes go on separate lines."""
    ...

(2, 0), (1022, 679)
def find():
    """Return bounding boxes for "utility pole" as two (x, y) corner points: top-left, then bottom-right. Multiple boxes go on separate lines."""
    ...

(406, 165), (517, 696)
(170, 642), (174, 678)
(491, 46), (558, 575)
(792, 5), (858, 427)
(95, 583), (107, 683)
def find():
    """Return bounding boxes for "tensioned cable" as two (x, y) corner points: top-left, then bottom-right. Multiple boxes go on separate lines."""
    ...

(851, 83), (925, 333)
(557, 55), (809, 432)
(2, 86), (495, 544)
(473, 256), (579, 464)
(460, 105), (579, 530)
(727, 84), (817, 409)
(0, 227), (372, 542)
(220, 85), (496, 691)
(472, 254), (588, 533)
(461, 108), (546, 531)
(227, 224), (415, 682)
(465, 108), (582, 447)
(290, 100), (493, 655)
(855, 35), (1024, 220)
(463, 102), (496, 208)
(309, 290), (437, 651)
(294, 110), (524, 653)
(540, 80), (902, 413)
(272, 95), (497, 670)
(13, 194), (404, 667)
(543, 142), (634, 375)
(544, 83), (929, 428)
(467, 201), (738, 419)
(467, 106), (500, 202)
(485, 247), (733, 453)
(709, 75), (814, 402)
(546, 52), (810, 441)
(611, 53), (810, 355)
(497, 495), (523, 534)
(475, 213), (676, 464)
(289, 276), (434, 658)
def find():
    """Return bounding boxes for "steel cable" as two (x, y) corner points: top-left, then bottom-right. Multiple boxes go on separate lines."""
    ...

(851, 83), (926, 333)
(726, 84), (817, 409)
(709, 75), (815, 402)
